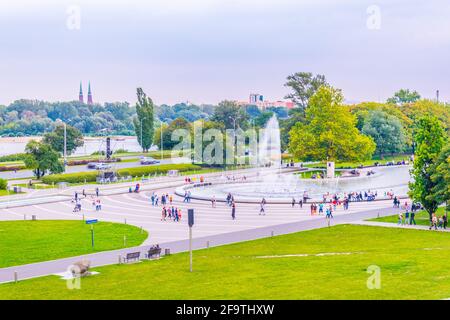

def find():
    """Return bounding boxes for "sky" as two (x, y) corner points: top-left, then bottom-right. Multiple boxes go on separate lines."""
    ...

(0, 0), (449, 106)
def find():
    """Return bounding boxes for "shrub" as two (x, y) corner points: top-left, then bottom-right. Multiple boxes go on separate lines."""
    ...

(114, 149), (129, 154)
(0, 178), (7, 190)
(41, 164), (201, 184)
(0, 153), (30, 162)
(0, 165), (26, 172)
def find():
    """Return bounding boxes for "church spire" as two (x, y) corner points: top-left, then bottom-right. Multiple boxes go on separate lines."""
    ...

(79, 82), (84, 103)
(87, 81), (93, 105)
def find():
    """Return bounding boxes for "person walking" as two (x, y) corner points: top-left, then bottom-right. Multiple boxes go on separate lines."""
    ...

(429, 213), (438, 230)
(211, 196), (216, 208)
(404, 209), (410, 226)
(397, 212), (403, 225)
(259, 200), (266, 216)
(291, 198), (296, 207)
(298, 199), (303, 208)
(231, 201), (236, 220)
(443, 214), (448, 230)
(95, 187), (99, 197)
(410, 210), (416, 225)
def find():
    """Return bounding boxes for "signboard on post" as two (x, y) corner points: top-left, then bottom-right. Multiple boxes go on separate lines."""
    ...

(188, 209), (194, 227)
(85, 219), (98, 248)
(188, 209), (194, 272)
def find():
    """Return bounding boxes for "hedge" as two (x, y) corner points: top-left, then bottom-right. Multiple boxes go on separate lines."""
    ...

(0, 153), (29, 162)
(0, 165), (26, 172)
(0, 178), (7, 190)
(41, 164), (201, 184)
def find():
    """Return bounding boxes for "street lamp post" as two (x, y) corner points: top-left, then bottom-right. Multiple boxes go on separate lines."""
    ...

(63, 122), (67, 171)
(160, 120), (163, 161)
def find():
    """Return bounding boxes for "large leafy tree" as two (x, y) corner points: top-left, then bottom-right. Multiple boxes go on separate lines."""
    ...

(387, 89), (421, 105)
(289, 86), (376, 162)
(409, 116), (447, 217)
(361, 110), (406, 157)
(24, 141), (64, 178)
(133, 88), (155, 152)
(42, 124), (84, 156)
(153, 117), (192, 150)
(211, 100), (248, 130)
(430, 145), (450, 212)
(284, 72), (328, 111)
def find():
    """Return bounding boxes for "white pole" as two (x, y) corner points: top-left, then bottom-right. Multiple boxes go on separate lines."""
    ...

(160, 120), (163, 161)
(189, 226), (193, 272)
(63, 122), (67, 172)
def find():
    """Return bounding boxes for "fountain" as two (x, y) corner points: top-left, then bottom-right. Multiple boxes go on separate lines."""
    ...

(177, 115), (411, 202)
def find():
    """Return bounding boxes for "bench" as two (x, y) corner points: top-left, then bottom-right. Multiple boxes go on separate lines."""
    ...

(145, 245), (162, 259)
(123, 252), (140, 263)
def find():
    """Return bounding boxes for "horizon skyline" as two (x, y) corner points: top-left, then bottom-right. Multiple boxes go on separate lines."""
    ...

(0, 0), (449, 106)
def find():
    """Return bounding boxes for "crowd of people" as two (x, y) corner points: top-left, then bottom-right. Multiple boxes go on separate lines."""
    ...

(72, 190), (102, 213)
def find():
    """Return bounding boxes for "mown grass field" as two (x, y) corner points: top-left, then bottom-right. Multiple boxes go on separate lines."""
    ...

(304, 155), (411, 169)
(370, 208), (446, 226)
(0, 220), (148, 268)
(1, 225), (450, 300)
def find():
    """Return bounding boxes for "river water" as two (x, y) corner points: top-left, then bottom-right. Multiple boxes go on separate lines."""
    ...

(0, 136), (150, 156)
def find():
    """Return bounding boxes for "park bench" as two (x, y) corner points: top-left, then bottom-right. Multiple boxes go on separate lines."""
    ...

(123, 252), (140, 263)
(145, 245), (162, 260)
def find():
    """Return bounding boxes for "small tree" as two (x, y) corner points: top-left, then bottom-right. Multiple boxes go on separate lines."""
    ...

(133, 88), (155, 152)
(409, 116), (447, 217)
(0, 178), (7, 190)
(284, 72), (328, 111)
(387, 89), (421, 105)
(24, 141), (64, 179)
(43, 123), (84, 155)
(361, 110), (406, 157)
(289, 86), (376, 162)
(430, 144), (450, 212)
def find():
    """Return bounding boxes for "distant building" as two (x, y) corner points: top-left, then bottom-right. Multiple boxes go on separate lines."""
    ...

(249, 93), (264, 104)
(239, 93), (294, 110)
(78, 81), (93, 104)
(79, 82), (84, 103)
(87, 82), (93, 105)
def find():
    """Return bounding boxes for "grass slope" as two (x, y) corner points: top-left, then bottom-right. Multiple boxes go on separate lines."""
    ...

(369, 208), (446, 226)
(0, 220), (148, 268)
(1, 225), (450, 300)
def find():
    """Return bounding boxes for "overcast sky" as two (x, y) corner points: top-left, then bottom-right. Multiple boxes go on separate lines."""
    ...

(0, 0), (449, 105)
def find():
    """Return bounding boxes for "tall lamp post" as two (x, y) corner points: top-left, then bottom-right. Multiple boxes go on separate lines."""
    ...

(160, 120), (164, 161)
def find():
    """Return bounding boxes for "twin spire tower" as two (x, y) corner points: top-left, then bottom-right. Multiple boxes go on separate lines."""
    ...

(79, 82), (93, 104)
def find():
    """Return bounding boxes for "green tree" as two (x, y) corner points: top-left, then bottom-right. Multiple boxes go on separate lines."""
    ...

(361, 110), (406, 157)
(279, 108), (306, 152)
(289, 86), (376, 162)
(211, 100), (248, 130)
(42, 124), (84, 156)
(133, 88), (155, 152)
(284, 72), (328, 111)
(430, 144), (450, 212)
(409, 116), (447, 217)
(154, 117), (192, 150)
(24, 141), (64, 179)
(387, 89), (421, 105)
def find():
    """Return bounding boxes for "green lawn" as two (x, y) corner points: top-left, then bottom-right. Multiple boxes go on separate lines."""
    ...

(0, 220), (148, 268)
(2, 224), (450, 300)
(369, 208), (446, 226)
(304, 155), (411, 169)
